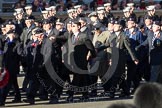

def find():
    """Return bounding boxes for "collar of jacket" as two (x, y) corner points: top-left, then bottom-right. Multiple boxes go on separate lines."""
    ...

(80, 26), (87, 32)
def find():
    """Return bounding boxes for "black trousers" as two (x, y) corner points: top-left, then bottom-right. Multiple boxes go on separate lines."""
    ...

(126, 60), (140, 91)
(27, 75), (39, 100)
(27, 67), (48, 100)
(68, 73), (90, 97)
(0, 73), (21, 104)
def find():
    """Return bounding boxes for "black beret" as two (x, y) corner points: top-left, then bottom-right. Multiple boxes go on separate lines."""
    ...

(0, 24), (6, 28)
(67, 20), (72, 24)
(114, 18), (122, 25)
(127, 17), (135, 22)
(138, 23), (145, 29)
(42, 19), (51, 24)
(34, 28), (43, 34)
(72, 20), (80, 25)
(153, 21), (161, 26)
(25, 16), (34, 20)
(5, 20), (15, 25)
(34, 19), (42, 23)
(56, 18), (64, 24)
(79, 18), (87, 23)
(108, 17), (115, 24)
(144, 15), (153, 20)
(94, 23), (101, 30)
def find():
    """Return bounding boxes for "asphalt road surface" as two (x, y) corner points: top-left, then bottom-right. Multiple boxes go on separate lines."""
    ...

(3, 75), (134, 108)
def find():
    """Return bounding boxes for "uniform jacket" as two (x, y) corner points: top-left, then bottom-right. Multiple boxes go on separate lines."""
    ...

(139, 31), (162, 65)
(67, 32), (96, 70)
(20, 24), (35, 48)
(105, 31), (137, 61)
(3, 38), (20, 74)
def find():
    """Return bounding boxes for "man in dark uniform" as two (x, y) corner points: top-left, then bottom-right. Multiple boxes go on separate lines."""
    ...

(20, 16), (35, 91)
(46, 6), (58, 27)
(120, 6), (136, 29)
(88, 12), (106, 32)
(41, 19), (67, 104)
(20, 16), (35, 48)
(97, 10), (108, 27)
(99, 18), (139, 98)
(103, 2), (114, 20)
(65, 9), (75, 26)
(24, 5), (35, 20)
(42, 19), (55, 37)
(79, 18), (92, 40)
(23, 27), (45, 104)
(136, 21), (162, 82)
(74, 5), (85, 17)
(125, 17), (144, 93)
(0, 24), (6, 101)
(138, 15), (153, 81)
(41, 10), (50, 20)
(66, 20), (96, 101)
(13, 9), (26, 37)
(127, 3), (137, 22)
(0, 30), (21, 106)
(145, 5), (159, 21)
(143, 15), (153, 37)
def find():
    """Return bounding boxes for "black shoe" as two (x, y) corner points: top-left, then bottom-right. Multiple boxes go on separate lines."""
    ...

(119, 92), (130, 98)
(49, 97), (58, 104)
(102, 91), (115, 98)
(80, 96), (89, 101)
(39, 96), (48, 100)
(21, 88), (27, 92)
(66, 96), (74, 102)
(0, 102), (5, 106)
(107, 92), (115, 99)
(12, 99), (21, 103)
(9, 91), (15, 96)
(89, 93), (97, 97)
(23, 99), (35, 105)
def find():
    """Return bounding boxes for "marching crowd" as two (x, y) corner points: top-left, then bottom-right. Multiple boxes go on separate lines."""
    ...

(0, 2), (162, 107)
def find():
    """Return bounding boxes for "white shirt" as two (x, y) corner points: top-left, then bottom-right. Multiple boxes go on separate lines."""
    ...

(147, 25), (152, 29)
(129, 28), (134, 34)
(115, 31), (120, 37)
(73, 32), (79, 38)
(46, 29), (52, 36)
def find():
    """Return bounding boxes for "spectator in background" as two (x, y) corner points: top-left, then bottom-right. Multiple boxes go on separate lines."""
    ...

(32, 0), (44, 12)
(77, 0), (85, 5)
(97, 0), (103, 6)
(140, 0), (146, 10)
(148, 0), (154, 5)
(14, 0), (26, 9)
(56, 5), (64, 13)
(111, 0), (118, 10)
(19, 0), (26, 8)
(66, 0), (74, 9)
(119, 0), (127, 10)
(57, 0), (66, 11)
(49, 0), (57, 6)
(90, 0), (98, 11)
(14, 2), (22, 9)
